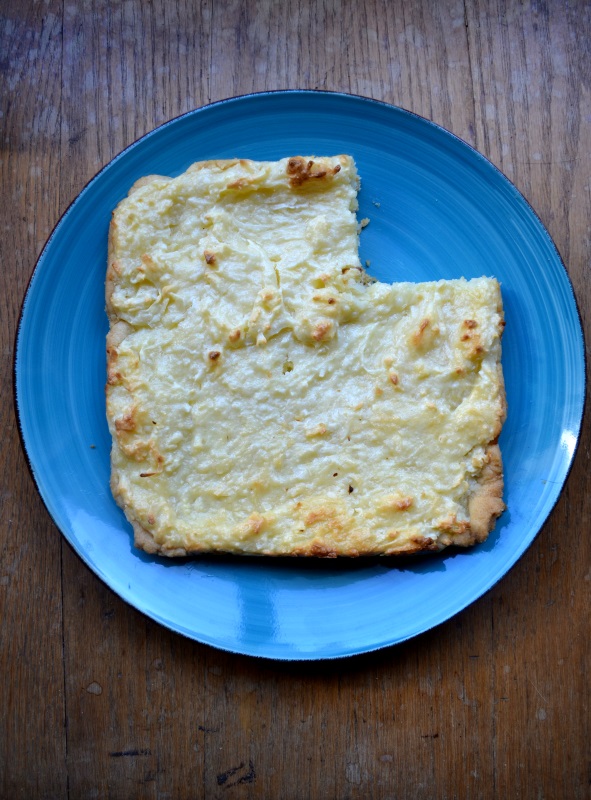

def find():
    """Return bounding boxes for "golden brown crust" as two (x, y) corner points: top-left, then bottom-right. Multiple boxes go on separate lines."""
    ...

(131, 519), (187, 558)
(467, 443), (506, 542)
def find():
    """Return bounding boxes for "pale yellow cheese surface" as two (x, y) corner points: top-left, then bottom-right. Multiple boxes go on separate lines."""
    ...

(106, 156), (505, 556)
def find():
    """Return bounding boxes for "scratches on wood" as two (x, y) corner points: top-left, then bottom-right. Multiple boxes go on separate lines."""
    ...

(216, 760), (256, 787)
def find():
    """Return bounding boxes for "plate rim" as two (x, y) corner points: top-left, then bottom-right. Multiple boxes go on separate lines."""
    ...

(13, 89), (588, 660)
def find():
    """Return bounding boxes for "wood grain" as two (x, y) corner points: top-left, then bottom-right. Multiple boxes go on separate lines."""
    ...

(2, 0), (589, 797)
(1, 3), (67, 798)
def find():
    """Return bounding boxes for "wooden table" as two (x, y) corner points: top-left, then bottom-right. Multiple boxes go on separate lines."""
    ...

(2, 1), (589, 797)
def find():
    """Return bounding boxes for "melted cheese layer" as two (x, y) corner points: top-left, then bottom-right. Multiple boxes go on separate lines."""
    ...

(106, 156), (505, 556)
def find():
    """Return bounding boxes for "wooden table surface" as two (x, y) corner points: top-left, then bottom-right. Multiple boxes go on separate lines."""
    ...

(2, 1), (589, 797)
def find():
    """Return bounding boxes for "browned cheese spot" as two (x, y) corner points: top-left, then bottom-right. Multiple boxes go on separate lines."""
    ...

(411, 318), (431, 347)
(241, 514), (265, 536)
(107, 370), (122, 386)
(204, 250), (216, 265)
(461, 320), (478, 342)
(115, 410), (136, 432)
(436, 515), (472, 535)
(227, 177), (250, 190)
(305, 509), (329, 526)
(307, 542), (338, 558)
(460, 319), (484, 358)
(409, 535), (441, 552)
(286, 157), (341, 187)
(312, 292), (337, 307)
(312, 319), (333, 342)
(393, 496), (413, 511)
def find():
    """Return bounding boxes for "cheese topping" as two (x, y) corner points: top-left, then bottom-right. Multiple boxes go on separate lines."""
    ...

(106, 156), (506, 556)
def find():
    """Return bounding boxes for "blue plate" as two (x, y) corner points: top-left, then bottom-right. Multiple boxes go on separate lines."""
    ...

(15, 91), (585, 660)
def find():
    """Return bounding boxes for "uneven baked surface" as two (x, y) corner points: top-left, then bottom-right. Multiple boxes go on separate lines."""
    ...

(106, 156), (506, 557)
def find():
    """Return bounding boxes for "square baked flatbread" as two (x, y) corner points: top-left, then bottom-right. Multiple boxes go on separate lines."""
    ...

(106, 156), (506, 557)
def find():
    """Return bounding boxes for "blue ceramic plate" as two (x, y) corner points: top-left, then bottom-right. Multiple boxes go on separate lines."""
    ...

(15, 91), (585, 660)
